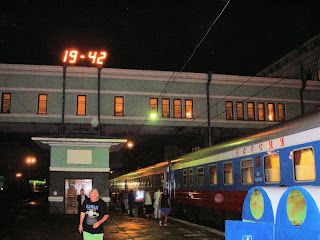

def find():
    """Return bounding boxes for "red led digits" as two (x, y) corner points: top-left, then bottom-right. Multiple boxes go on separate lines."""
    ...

(97, 51), (108, 65)
(88, 51), (98, 64)
(62, 50), (108, 65)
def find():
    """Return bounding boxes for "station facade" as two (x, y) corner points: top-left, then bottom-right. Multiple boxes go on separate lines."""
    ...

(0, 63), (319, 136)
(1, 63), (320, 213)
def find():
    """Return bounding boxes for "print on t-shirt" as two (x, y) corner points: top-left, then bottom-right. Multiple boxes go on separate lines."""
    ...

(85, 204), (100, 226)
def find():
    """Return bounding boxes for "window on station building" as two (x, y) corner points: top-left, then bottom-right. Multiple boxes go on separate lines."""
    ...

(264, 154), (280, 183)
(150, 98), (158, 114)
(189, 168), (193, 186)
(185, 99), (193, 118)
(174, 99), (182, 118)
(241, 159), (254, 184)
(258, 103), (265, 121)
(77, 95), (86, 115)
(197, 167), (204, 186)
(223, 162), (233, 185)
(293, 148), (315, 182)
(1, 93), (11, 113)
(37, 94), (47, 114)
(209, 165), (217, 185)
(236, 102), (244, 120)
(162, 98), (170, 118)
(247, 102), (255, 120)
(268, 103), (275, 121)
(278, 103), (285, 121)
(183, 169), (187, 186)
(225, 101), (233, 120)
(114, 96), (124, 116)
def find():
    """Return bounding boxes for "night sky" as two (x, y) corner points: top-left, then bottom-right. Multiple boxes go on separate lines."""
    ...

(1, 0), (320, 177)
(1, 0), (320, 75)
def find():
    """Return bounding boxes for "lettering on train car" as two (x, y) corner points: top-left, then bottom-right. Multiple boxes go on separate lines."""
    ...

(236, 137), (285, 157)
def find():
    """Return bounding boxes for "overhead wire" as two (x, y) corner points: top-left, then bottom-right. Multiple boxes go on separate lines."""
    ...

(195, 76), (286, 127)
(158, 0), (232, 98)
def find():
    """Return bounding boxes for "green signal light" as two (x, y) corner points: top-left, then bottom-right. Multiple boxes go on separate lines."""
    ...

(150, 112), (157, 119)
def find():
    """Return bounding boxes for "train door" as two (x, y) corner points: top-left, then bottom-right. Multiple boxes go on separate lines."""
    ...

(65, 179), (92, 214)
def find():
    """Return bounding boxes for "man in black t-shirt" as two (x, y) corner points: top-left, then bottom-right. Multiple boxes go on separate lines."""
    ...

(79, 189), (109, 240)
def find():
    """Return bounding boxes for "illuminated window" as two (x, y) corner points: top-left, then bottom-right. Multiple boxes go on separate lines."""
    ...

(241, 159), (254, 184)
(223, 162), (233, 185)
(174, 99), (182, 118)
(258, 103), (265, 121)
(247, 102), (255, 120)
(209, 165), (217, 185)
(185, 99), (193, 118)
(150, 98), (158, 113)
(1, 93), (11, 113)
(162, 98), (170, 117)
(183, 169), (187, 186)
(225, 101), (233, 120)
(236, 102), (244, 120)
(293, 148), (315, 181)
(264, 154), (280, 183)
(189, 168), (193, 186)
(197, 167), (204, 186)
(268, 103), (275, 121)
(37, 94), (47, 114)
(77, 95), (86, 115)
(278, 103), (285, 121)
(114, 96), (124, 116)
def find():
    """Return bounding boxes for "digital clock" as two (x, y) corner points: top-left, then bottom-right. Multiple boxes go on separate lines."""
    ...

(62, 50), (108, 65)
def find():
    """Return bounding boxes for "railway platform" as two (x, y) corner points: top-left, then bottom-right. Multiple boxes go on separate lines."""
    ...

(0, 199), (225, 240)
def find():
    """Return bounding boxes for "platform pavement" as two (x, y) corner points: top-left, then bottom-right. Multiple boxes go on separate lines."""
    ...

(0, 204), (225, 240)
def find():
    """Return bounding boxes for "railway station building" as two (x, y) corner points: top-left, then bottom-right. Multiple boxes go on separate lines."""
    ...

(1, 63), (320, 213)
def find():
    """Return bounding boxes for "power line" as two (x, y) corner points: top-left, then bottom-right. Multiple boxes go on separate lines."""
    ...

(159, 0), (231, 98)
(184, 75), (254, 127)
(196, 77), (286, 127)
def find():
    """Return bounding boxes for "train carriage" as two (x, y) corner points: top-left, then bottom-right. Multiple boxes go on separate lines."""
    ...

(110, 110), (320, 224)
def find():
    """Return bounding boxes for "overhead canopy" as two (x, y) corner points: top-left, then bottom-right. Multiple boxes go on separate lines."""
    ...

(32, 137), (127, 152)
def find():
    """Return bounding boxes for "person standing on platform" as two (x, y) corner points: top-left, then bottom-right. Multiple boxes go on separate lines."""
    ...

(123, 188), (129, 214)
(79, 189), (109, 240)
(135, 188), (145, 217)
(153, 188), (162, 219)
(144, 191), (153, 217)
(159, 189), (171, 227)
(128, 189), (135, 217)
(77, 189), (88, 215)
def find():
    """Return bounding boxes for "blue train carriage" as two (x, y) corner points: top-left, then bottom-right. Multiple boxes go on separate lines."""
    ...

(171, 110), (320, 224)
(109, 161), (168, 200)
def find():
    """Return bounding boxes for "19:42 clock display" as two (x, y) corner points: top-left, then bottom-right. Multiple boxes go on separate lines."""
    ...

(62, 50), (108, 65)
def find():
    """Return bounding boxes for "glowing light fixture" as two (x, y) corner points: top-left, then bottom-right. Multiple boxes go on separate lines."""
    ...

(127, 141), (134, 148)
(26, 157), (37, 165)
(16, 173), (22, 178)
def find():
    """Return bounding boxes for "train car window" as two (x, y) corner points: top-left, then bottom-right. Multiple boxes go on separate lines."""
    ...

(241, 159), (254, 184)
(189, 169), (194, 186)
(223, 162), (233, 185)
(183, 170), (187, 186)
(293, 148), (316, 181)
(209, 165), (217, 185)
(264, 154), (280, 183)
(197, 167), (204, 186)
